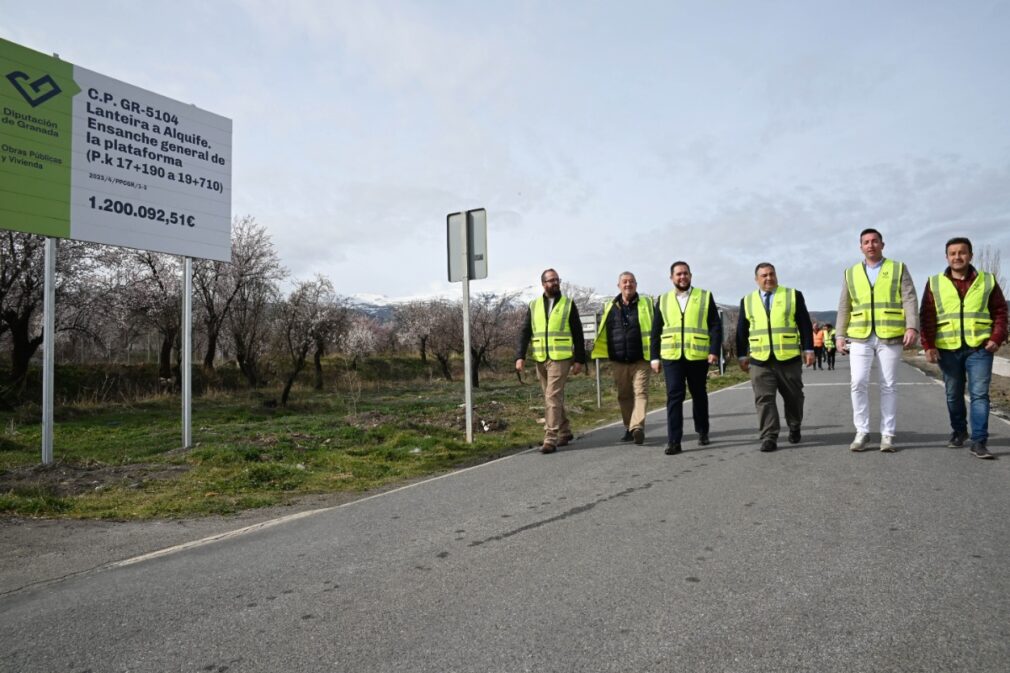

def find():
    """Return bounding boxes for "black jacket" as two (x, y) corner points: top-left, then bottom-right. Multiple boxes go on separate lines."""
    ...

(649, 289), (723, 361)
(735, 288), (814, 363)
(516, 294), (587, 364)
(602, 293), (648, 363)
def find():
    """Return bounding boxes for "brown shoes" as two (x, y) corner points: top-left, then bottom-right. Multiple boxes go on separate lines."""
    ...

(540, 443), (557, 454)
(558, 433), (574, 447)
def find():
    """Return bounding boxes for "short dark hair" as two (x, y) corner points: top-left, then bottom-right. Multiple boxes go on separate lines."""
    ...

(540, 268), (558, 283)
(670, 261), (690, 275)
(754, 262), (775, 276)
(945, 237), (973, 254)
(859, 228), (883, 242)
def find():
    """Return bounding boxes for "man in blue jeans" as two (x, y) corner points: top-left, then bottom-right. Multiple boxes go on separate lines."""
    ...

(920, 237), (1008, 459)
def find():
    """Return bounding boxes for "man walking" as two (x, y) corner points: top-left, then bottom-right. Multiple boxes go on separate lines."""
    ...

(824, 323), (837, 370)
(736, 263), (815, 452)
(836, 228), (919, 452)
(650, 261), (721, 455)
(920, 237), (1007, 459)
(591, 271), (653, 445)
(516, 269), (586, 454)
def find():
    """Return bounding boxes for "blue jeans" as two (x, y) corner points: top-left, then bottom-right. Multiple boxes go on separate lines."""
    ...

(938, 347), (993, 442)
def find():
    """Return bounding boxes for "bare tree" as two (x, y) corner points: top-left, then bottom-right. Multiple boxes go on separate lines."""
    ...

(560, 281), (597, 318)
(121, 252), (183, 383)
(275, 276), (333, 405)
(467, 291), (524, 388)
(192, 216), (285, 373)
(426, 299), (463, 381)
(340, 314), (385, 371)
(394, 301), (440, 362)
(0, 233), (100, 397)
(311, 297), (352, 389)
(975, 244), (1006, 291)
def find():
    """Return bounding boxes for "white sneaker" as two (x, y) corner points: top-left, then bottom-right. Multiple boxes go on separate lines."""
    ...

(880, 435), (896, 452)
(849, 433), (870, 452)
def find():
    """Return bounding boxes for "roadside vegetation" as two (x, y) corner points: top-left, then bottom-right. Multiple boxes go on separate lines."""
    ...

(0, 357), (747, 519)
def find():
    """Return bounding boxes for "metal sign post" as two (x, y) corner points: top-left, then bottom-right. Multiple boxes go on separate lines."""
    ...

(447, 208), (488, 444)
(182, 257), (193, 449)
(41, 237), (56, 465)
(581, 314), (600, 408)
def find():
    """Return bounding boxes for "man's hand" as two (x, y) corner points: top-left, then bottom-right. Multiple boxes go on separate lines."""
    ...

(925, 348), (939, 363)
(572, 362), (584, 375)
(707, 354), (718, 365)
(739, 357), (750, 373)
(803, 352), (815, 367)
(836, 337), (848, 355)
(903, 328), (918, 349)
(651, 360), (661, 374)
(515, 358), (524, 372)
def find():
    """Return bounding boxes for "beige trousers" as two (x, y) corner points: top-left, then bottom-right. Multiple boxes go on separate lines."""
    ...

(611, 360), (651, 431)
(535, 359), (572, 444)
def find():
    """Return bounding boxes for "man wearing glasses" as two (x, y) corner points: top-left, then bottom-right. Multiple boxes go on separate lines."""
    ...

(516, 269), (586, 454)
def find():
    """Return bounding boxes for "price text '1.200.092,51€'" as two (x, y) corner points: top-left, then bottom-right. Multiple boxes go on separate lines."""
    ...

(87, 196), (197, 227)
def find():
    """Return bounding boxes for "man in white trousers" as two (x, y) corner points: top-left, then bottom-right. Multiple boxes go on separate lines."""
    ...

(836, 228), (919, 452)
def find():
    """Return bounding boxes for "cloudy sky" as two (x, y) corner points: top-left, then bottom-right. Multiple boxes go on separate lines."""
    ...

(3, 0), (1009, 309)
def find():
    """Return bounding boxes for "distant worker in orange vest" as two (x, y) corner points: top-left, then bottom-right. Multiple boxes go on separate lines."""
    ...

(812, 323), (826, 370)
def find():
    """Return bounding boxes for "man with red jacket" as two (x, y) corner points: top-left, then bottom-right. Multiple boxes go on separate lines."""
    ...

(920, 237), (1008, 459)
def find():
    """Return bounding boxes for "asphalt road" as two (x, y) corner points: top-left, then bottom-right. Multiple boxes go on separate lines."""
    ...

(3, 356), (1009, 673)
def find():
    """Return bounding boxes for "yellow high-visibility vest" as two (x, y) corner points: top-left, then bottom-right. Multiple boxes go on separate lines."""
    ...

(743, 287), (800, 361)
(929, 271), (996, 349)
(825, 328), (837, 350)
(844, 259), (905, 339)
(657, 288), (711, 361)
(529, 295), (574, 362)
(590, 295), (653, 360)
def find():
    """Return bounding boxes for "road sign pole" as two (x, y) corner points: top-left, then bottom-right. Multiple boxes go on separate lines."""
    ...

(462, 274), (473, 444)
(182, 257), (192, 449)
(595, 359), (602, 408)
(41, 237), (56, 465)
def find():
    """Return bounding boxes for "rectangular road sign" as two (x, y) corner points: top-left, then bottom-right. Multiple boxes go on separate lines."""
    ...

(447, 208), (487, 282)
(0, 37), (232, 261)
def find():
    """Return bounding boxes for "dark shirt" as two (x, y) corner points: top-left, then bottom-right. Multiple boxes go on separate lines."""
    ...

(649, 289), (723, 361)
(919, 265), (1008, 350)
(604, 293), (646, 363)
(735, 288), (814, 364)
(516, 294), (587, 364)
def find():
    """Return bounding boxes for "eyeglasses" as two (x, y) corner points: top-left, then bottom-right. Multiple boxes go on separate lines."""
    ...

(543, 277), (560, 284)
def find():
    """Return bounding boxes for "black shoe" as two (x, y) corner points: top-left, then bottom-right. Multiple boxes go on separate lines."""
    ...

(788, 428), (801, 444)
(620, 429), (634, 442)
(970, 441), (994, 459)
(632, 428), (645, 445)
(664, 443), (682, 455)
(947, 430), (968, 448)
(760, 439), (777, 452)
(698, 433), (710, 446)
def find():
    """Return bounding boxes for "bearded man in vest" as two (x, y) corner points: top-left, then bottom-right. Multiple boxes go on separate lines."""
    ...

(516, 268), (586, 454)
(590, 271), (654, 445)
(649, 261), (722, 455)
(919, 237), (1007, 459)
(736, 263), (815, 452)
(836, 228), (919, 453)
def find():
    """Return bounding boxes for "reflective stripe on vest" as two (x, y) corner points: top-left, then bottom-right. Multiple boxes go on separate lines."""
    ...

(929, 271), (995, 349)
(658, 288), (711, 361)
(844, 259), (905, 339)
(590, 295), (654, 360)
(825, 329), (837, 350)
(743, 287), (800, 361)
(529, 295), (574, 362)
